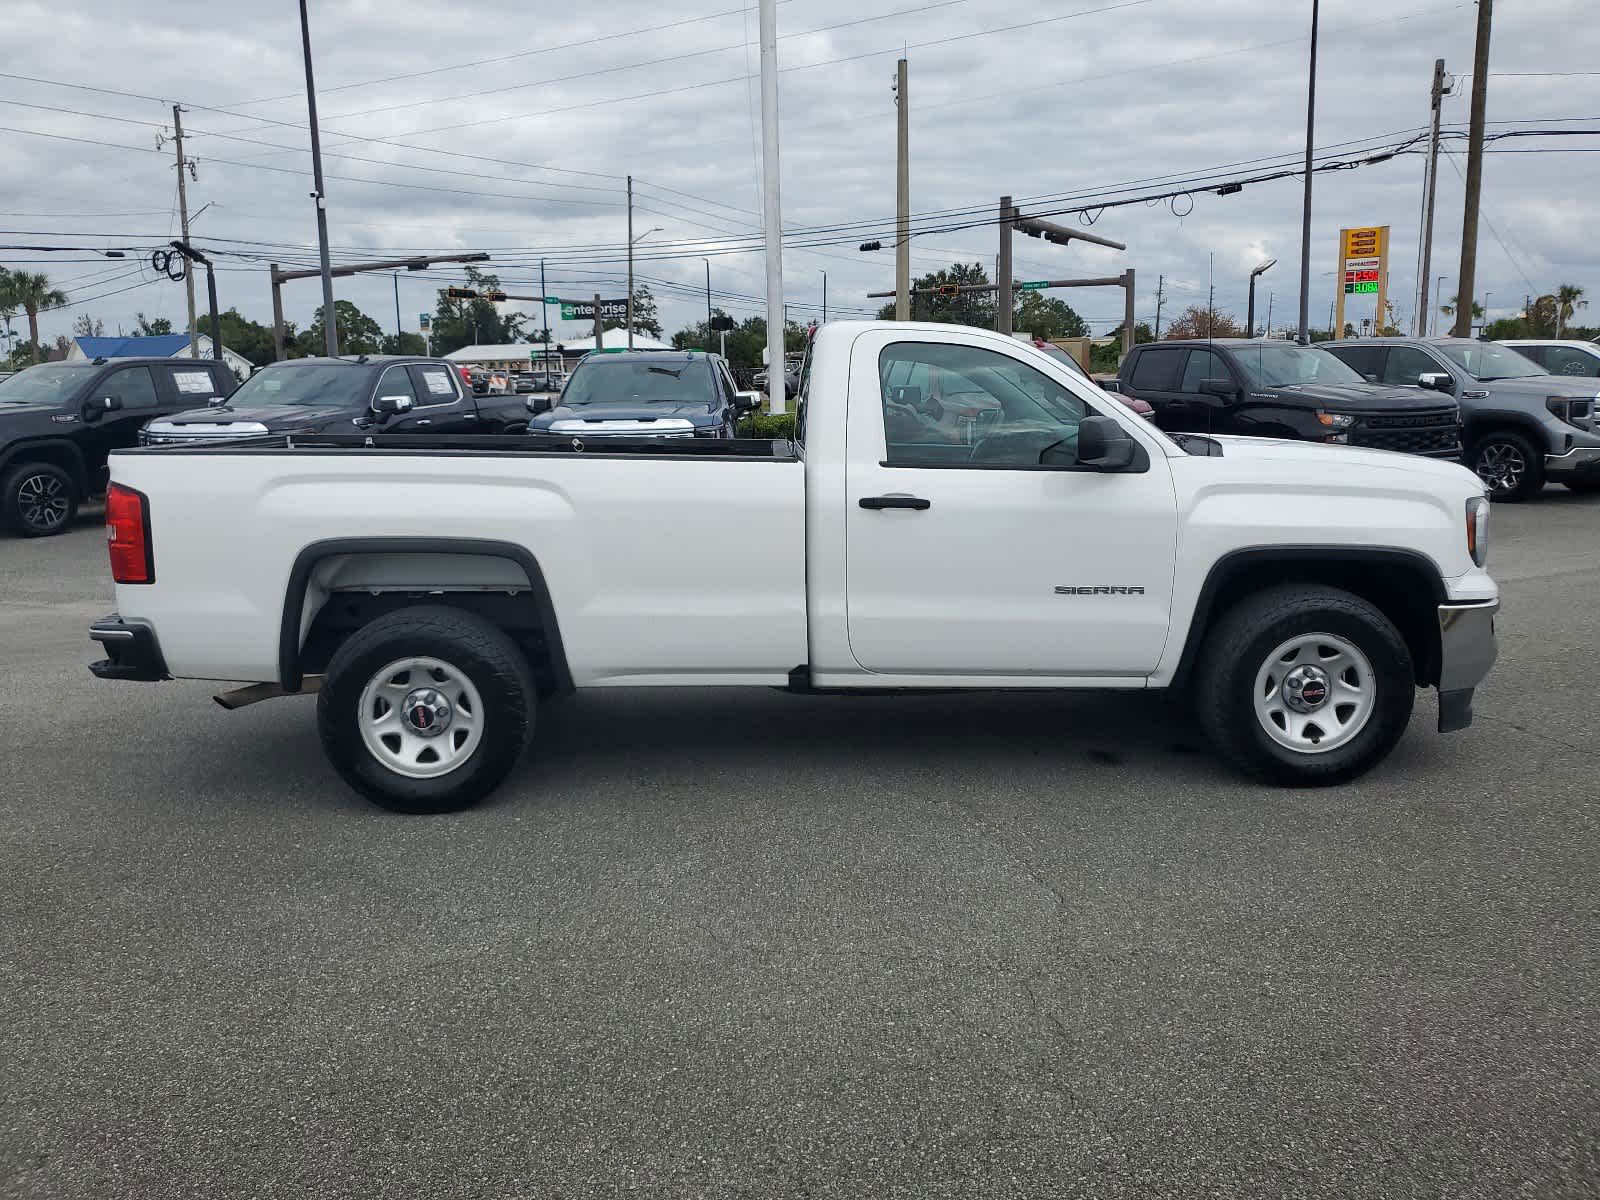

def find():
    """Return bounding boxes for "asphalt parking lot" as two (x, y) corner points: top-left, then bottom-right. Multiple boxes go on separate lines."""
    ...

(2, 492), (1597, 1199)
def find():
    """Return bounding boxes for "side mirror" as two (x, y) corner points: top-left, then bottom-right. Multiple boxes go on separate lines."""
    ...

(734, 390), (760, 414)
(1073, 414), (1137, 471)
(1364, 374), (1379, 384)
(207, 395), (228, 408)
(372, 394), (414, 417)
(526, 395), (553, 415)
(1418, 372), (1454, 393)
(82, 395), (121, 422)
(1198, 377), (1237, 400)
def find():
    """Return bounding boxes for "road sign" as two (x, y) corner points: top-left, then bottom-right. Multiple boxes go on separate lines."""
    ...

(418, 313), (430, 329)
(544, 295), (561, 304)
(1018, 280), (1049, 291)
(560, 298), (628, 321)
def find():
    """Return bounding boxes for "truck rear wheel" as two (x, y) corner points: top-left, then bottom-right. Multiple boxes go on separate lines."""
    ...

(1195, 585), (1414, 786)
(317, 606), (534, 813)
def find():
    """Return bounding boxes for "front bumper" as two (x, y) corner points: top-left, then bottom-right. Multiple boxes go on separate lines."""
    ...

(1543, 444), (1600, 481)
(1436, 599), (1499, 733)
(88, 614), (170, 682)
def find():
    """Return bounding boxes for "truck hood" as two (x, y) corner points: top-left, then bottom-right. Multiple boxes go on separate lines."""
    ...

(1204, 434), (1482, 486)
(533, 401), (719, 427)
(1477, 374), (1600, 399)
(162, 403), (360, 430)
(1258, 381), (1452, 410)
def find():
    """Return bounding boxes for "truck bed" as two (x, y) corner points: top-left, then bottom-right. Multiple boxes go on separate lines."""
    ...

(126, 432), (799, 460)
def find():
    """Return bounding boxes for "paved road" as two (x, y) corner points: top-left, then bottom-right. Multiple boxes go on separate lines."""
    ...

(2, 493), (1597, 1199)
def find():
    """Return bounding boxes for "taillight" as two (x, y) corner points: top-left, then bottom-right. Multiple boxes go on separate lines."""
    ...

(106, 483), (154, 584)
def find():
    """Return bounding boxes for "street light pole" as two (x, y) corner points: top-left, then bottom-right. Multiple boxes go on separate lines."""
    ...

(821, 270), (827, 323)
(626, 174), (634, 349)
(1434, 274), (1448, 337)
(704, 258), (713, 339)
(298, 0), (339, 357)
(1248, 258), (1277, 338)
(1296, 0), (1319, 345)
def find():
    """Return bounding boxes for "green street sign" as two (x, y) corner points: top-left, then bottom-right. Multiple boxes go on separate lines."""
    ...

(544, 295), (561, 304)
(1018, 280), (1049, 291)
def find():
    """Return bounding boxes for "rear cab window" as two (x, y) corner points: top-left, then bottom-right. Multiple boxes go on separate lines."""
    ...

(165, 363), (230, 404)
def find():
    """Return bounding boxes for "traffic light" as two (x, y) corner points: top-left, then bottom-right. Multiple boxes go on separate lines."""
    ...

(481, 291), (508, 303)
(937, 284), (961, 297)
(446, 287), (477, 299)
(710, 315), (736, 332)
(858, 241), (882, 252)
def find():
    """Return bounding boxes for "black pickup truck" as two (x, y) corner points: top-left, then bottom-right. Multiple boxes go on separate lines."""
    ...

(0, 356), (234, 536)
(140, 355), (530, 446)
(1119, 339), (1462, 459)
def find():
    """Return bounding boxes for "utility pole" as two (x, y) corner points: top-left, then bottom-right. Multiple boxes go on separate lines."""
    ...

(997, 195), (1014, 335)
(298, 0), (339, 357)
(704, 259), (713, 336)
(393, 274), (402, 344)
(1416, 58), (1450, 335)
(1433, 274), (1448, 337)
(1153, 274), (1165, 338)
(759, 0), (787, 413)
(593, 292), (604, 350)
(821, 270), (827, 323)
(894, 57), (910, 322)
(1266, 291), (1275, 337)
(1453, 0), (1493, 338)
(1296, 0), (1320, 344)
(171, 105), (199, 358)
(626, 174), (635, 350)
(541, 259), (550, 352)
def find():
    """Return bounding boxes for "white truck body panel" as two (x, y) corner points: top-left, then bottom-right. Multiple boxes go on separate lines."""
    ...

(104, 321), (1495, 693)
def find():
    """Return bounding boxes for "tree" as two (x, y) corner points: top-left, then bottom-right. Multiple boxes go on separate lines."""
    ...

(214, 308), (278, 367)
(1, 271), (67, 363)
(603, 284), (663, 338)
(71, 313), (104, 338)
(876, 262), (995, 327)
(135, 312), (174, 336)
(1439, 294), (1483, 322)
(669, 310), (807, 369)
(1161, 304), (1245, 340)
(1013, 291), (1089, 339)
(1089, 323), (1154, 373)
(426, 267), (526, 356)
(380, 331), (427, 355)
(296, 300), (385, 357)
(1555, 283), (1587, 337)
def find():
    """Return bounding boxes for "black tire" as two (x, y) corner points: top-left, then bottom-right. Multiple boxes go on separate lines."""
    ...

(1469, 429), (1544, 501)
(1195, 585), (1415, 787)
(1562, 479), (1600, 494)
(317, 605), (535, 814)
(1, 461), (79, 537)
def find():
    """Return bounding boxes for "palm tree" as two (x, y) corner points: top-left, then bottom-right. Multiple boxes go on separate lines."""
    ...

(1439, 293), (1484, 322)
(1555, 283), (1587, 338)
(5, 271), (68, 363)
(0, 269), (17, 362)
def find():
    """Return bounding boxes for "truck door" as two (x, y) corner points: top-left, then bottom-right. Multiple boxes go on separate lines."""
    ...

(407, 362), (479, 432)
(844, 331), (1178, 678)
(83, 365), (163, 481)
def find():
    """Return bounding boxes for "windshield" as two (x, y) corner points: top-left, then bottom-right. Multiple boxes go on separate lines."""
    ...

(224, 363), (368, 408)
(1232, 345), (1365, 388)
(1436, 341), (1547, 381)
(561, 358), (714, 407)
(0, 364), (91, 407)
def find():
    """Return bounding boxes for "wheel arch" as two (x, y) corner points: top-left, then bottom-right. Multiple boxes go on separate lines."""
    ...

(1461, 412), (1550, 454)
(279, 537), (574, 696)
(0, 439), (90, 495)
(1173, 546), (1447, 690)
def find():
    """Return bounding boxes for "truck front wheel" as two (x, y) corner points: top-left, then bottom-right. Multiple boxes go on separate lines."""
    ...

(317, 606), (535, 813)
(2, 461), (79, 537)
(1195, 585), (1415, 786)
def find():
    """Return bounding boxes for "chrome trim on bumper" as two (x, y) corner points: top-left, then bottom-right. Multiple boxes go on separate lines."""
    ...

(1436, 599), (1499, 733)
(1544, 445), (1600, 473)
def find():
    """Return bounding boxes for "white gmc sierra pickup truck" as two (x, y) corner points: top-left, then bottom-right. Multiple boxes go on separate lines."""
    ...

(89, 322), (1500, 812)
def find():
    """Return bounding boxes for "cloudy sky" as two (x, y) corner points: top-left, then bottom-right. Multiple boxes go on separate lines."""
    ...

(3, 0), (1596, 351)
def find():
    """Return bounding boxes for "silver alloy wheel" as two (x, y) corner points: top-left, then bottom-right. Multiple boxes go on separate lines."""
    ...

(1475, 440), (1527, 495)
(357, 656), (485, 779)
(1251, 633), (1376, 755)
(17, 472), (69, 531)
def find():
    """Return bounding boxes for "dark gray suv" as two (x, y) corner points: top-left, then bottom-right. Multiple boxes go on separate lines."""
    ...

(1327, 337), (1600, 500)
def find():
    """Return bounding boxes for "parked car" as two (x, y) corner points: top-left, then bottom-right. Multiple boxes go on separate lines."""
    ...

(1497, 339), (1600, 379)
(752, 365), (800, 397)
(139, 356), (529, 446)
(90, 320), (1498, 812)
(1119, 339), (1462, 460)
(1326, 337), (1600, 500)
(0, 356), (233, 536)
(527, 350), (758, 439)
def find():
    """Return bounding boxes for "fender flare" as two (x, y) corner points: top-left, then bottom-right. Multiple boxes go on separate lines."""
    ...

(278, 536), (573, 694)
(0, 438), (91, 494)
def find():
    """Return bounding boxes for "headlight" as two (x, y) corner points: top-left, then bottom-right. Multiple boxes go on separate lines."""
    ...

(1546, 396), (1597, 432)
(1466, 496), (1490, 568)
(1316, 410), (1355, 428)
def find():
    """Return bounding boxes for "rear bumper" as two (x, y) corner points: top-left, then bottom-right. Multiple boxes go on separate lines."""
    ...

(1544, 444), (1600, 480)
(1436, 599), (1499, 733)
(88, 614), (170, 682)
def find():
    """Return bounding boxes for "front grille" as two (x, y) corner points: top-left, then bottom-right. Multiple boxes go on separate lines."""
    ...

(1351, 411), (1461, 457)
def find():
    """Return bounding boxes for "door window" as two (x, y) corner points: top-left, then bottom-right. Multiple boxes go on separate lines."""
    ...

(877, 341), (1087, 469)
(1511, 345), (1548, 367)
(1128, 347), (1182, 392)
(375, 364), (419, 406)
(1178, 349), (1227, 393)
(100, 366), (159, 409)
(410, 364), (459, 405)
(1381, 345), (1444, 387)
(1545, 348), (1600, 377)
